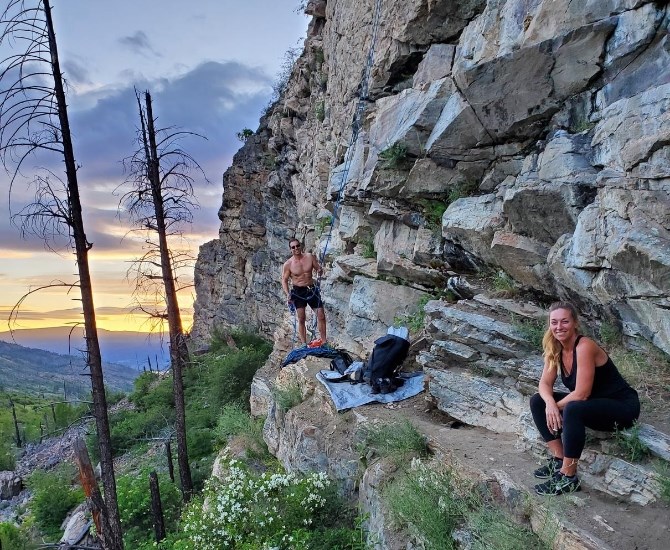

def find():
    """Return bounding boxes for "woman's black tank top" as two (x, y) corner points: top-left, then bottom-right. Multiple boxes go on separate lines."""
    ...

(560, 335), (636, 398)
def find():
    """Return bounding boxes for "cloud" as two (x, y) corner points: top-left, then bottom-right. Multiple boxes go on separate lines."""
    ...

(118, 31), (161, 58)
(62, 59), (92, 86)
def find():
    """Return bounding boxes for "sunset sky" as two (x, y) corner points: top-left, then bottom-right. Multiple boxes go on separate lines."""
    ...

(0, 1), (308, 332)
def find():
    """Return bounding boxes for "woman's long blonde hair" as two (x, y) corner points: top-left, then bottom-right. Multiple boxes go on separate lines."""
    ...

(542, 302), (580, 373)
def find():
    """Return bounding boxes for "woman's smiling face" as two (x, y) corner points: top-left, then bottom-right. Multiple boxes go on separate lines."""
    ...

(549, 308), (577, 342)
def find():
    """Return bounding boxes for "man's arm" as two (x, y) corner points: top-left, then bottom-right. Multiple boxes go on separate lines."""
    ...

(281, 262), (292, 301)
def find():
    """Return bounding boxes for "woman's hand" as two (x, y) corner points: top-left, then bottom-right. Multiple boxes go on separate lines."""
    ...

(545, 402), (562, 434)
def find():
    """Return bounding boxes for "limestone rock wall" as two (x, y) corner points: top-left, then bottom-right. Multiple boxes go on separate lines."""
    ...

(193, 0), (670, 356)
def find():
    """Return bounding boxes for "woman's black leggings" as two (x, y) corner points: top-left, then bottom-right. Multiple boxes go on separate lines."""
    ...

(529, 392), (640, 458)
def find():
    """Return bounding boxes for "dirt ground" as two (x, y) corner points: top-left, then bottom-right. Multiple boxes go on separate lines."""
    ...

(352, 393), (670, 550)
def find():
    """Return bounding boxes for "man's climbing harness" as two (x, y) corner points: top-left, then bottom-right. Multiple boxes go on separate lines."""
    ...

(286, 0), (383, 354)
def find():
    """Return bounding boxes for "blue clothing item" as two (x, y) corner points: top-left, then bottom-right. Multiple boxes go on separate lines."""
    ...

(280, 345), (339, 368)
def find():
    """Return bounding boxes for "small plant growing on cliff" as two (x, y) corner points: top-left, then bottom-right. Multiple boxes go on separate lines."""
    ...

(599, 322), (622, 347)
(655, 461), (670, 504)
(379, 142), (408, 169)
(236, 128), (254, 142)
(615, 422), (650, 462)
(361, 238), (376, 259)
(395, 294), (432, 333)
(360, 419), (428, 462)
(316, 215), (333, 236)
(447, 179), (480, 204)
(420, 199), (447, 231)
(315, 100), (326, 122)
(513, 316), (545, 349)
(273, 381), (304, 412)
(492, 269), (519, 297)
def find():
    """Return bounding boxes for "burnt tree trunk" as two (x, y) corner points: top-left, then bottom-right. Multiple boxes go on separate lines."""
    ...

(43, 1), (123, 547)
(140, 92), (193, 501)
(9, 399), (21, 448)
(165, 441), (175, 482)
(149, 471), (166, 543)
(73, 437), (108, 542)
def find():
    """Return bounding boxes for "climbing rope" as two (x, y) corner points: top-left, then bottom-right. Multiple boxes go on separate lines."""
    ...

(289, 0), (383, 346)
(318, 0), (383, 268)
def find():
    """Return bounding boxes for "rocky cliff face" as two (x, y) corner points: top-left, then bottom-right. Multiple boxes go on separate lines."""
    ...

(193, 0), (670, 357)
(194, 1), (670, 546)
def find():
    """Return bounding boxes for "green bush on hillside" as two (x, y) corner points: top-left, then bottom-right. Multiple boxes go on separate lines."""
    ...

(27, 465), (84, 540)
(117, 470), (182, 548)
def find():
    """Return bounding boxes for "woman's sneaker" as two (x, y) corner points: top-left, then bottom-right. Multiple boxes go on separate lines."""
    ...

(534, 472), (581, 496)
(533, 457), (563, 479)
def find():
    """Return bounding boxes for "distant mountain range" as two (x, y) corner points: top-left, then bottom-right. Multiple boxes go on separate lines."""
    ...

(0, 339), (139, 398)
(0, 327), (170, 370)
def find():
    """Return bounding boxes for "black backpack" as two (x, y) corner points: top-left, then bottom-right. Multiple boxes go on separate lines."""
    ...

(364, 334), (410, 394)
(329, 349), (355, 375)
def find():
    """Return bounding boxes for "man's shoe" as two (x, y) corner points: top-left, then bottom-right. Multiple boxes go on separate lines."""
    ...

(534, 472), (581, 496)
(308, 338), (324, 348)
(533, 457), (563, 479)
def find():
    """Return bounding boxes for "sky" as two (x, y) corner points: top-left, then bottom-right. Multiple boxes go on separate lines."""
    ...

(0, 0), (308, 332)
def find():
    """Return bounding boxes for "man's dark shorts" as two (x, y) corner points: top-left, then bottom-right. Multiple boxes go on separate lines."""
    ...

(290, 285), (323, 310)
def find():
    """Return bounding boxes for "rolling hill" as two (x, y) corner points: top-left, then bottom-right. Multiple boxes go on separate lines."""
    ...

(0, 339), (139, 398)
(0, 327), (170, 370)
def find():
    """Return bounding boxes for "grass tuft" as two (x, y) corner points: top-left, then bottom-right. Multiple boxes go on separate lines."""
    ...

(615, 422), (650, 462)
(360, 419), (428, 461)
(273, 381), (304, 412)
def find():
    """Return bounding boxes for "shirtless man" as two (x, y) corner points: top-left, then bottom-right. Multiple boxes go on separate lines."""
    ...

(281, 238), (327, 346)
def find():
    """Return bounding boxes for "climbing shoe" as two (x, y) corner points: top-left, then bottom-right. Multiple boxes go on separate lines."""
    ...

(534, 472), (581, 496)
(308, 338), (324, 348)
(533, 457), (563, 479)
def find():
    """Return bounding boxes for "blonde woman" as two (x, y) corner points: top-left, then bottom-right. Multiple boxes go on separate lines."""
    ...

(530, 302), (640, 495)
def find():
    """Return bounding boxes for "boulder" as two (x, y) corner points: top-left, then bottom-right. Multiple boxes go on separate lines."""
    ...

(0, 472), (22, 500)
(424, 367), (526, 433)
(345, 276), (428, 348)
(442, 193), (504, 263)
(592, 83), (670, 172)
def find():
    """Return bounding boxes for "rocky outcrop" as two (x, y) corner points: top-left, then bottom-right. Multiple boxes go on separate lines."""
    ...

(0, 471), (22, 500)
(195, 1), (670, 546)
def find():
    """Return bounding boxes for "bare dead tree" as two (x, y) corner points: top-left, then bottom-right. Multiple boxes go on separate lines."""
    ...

(118, 90), (207, 501)
(0, 1), (123, 548)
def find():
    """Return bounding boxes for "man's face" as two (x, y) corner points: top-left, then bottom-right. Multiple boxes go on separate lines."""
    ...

(289, 241), (302, 256)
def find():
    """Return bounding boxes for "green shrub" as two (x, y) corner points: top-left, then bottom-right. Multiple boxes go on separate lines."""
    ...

(420, 199), (447, 230)
(117, 470), (183, 548)
(655, 461), (670, 504)
(316, 215), (333, 236)
(467, 507), (544, 550)
(385, 463), (469, 548)
(176, 458), (363, 549)
(394, 294), (431, 333)
(378, 142), (408, 169)
(599, 322), (622, 347)
(236, 128), (254, 142)
(0, 522), (29, 550)
(0, 439), (16, 471)
(492, 269), (518, 296)
(27, 465), (84, 539)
